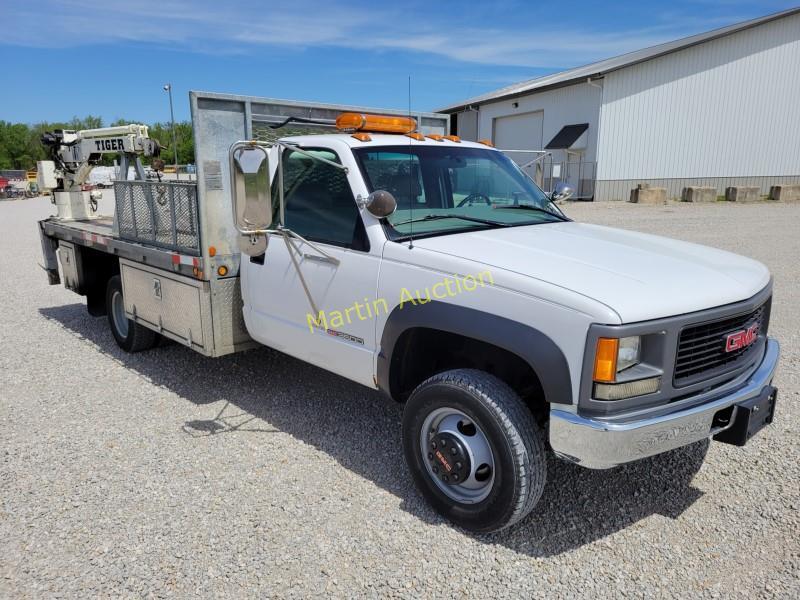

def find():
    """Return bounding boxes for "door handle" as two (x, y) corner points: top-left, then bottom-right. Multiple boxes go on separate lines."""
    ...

(302, 254), (338, 265)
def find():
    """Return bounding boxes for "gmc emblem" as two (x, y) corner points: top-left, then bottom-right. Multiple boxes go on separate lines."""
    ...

(725, 323), (759, 352)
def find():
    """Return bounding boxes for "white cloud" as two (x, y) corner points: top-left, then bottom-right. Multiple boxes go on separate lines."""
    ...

(3, 0), (766, 68)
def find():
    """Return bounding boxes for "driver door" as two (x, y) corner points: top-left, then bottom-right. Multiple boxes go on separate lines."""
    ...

(241, 147), (381, 388)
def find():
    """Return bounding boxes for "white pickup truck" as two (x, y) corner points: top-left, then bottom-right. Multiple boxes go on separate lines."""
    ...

(39, 92), (780, 532)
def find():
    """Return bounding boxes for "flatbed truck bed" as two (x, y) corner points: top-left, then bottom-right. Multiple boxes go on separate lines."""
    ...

(39, 211), (255, 358)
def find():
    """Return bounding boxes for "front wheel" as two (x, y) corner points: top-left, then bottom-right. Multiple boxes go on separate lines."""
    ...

(106, 275), (158, 352)
(402, 369), (547, 533)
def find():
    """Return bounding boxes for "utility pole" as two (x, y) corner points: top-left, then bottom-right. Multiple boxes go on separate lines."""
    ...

(163, 84), (179, 180)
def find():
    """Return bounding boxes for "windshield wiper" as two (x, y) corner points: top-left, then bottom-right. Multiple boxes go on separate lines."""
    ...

(492, 204), (570, 221)
(392, 214), (511, 228)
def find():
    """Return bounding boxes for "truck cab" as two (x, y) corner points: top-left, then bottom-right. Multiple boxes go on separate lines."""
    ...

(38, 92), (780, 533)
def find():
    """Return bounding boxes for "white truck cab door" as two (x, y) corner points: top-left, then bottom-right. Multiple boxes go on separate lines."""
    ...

(241, 146), (381, 388)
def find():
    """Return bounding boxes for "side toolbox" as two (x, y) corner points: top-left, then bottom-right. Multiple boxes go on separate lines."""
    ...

(56, 241), (82, 292)
(119, 258), (254, 357)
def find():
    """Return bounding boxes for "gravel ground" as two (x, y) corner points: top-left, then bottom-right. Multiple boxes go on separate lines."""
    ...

(1, 197), (798, 598)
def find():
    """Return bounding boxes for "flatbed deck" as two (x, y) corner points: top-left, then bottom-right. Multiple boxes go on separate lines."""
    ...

(40, 216), (204, 279)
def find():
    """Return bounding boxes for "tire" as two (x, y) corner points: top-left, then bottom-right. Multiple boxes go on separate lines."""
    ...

(105, 275), (158, 352)
(402, 369), (547, 533)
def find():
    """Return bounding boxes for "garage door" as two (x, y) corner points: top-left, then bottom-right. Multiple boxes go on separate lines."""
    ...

(492, 111), (544, 154)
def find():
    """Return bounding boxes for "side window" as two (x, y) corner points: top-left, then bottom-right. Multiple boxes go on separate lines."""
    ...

(272, 148), (368, 250)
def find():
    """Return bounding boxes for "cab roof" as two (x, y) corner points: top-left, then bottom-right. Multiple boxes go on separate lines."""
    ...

(278, 133), (496, 151)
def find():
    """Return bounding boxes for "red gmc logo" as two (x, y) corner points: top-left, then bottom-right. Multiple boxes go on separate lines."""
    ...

(725, 323), (759, 352)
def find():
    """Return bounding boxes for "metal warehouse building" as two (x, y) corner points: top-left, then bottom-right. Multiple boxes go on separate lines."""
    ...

(440, 8), (800, 201)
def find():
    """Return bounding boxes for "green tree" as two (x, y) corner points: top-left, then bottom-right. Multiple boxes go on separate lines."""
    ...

(0, 122), (35, 169)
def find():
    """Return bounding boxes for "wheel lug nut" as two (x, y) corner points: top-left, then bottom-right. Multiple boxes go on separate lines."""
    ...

(442, 475), (449, 482)
(427, 452), (433, 460)
(450, 447), (457, 456)
(440, 439), (447, 447)
(431, 441), (437, 450)
(455, 462), (462, 470)
(452, 474), (459, 481)
(432, 466), (438, 474)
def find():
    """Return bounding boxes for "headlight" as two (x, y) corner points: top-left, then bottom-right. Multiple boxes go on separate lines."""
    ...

(616, 336), (640, 372)
(592, 336), (641, 382)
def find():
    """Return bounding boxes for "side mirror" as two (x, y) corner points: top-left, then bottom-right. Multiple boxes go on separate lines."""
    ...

(362, 190), (397, 218)
(551, 182), (574, 202)
(229, 143), (272, 233)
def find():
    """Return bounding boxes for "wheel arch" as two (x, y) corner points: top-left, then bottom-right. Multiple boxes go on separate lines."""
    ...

(377, 301), (572, 407)
(69, 243), (121, 316)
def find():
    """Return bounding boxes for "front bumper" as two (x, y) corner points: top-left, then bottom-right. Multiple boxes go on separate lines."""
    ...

(549, 337), (780, 469)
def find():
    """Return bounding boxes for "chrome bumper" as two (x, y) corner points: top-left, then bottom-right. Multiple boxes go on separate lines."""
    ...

(550, 338), (780, 469)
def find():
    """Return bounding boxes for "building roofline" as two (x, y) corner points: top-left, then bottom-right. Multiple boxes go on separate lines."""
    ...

(437, 7), (800, 113)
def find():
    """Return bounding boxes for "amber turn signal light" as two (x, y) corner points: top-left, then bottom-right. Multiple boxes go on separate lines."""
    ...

(593, 338), (619, 383)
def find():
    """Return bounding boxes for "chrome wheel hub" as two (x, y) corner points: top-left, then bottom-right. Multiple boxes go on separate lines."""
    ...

(420, 408), (495, 504)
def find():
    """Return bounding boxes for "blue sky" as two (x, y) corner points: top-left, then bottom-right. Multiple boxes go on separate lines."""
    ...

(2, 0), (796, 124)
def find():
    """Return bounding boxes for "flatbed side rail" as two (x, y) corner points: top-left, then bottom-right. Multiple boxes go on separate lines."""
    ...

(39, 218), (203, 279)
(114, 180), (201, 255)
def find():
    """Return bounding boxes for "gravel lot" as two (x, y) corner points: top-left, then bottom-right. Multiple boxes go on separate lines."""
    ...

(1, 197), (798, 598)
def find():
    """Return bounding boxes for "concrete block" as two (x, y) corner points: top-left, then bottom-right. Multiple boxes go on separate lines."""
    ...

(725, 186), (761, 203)
(769, 184), (800, 202)
(629, 183), (666, 204)
(681, 186), (717, 202)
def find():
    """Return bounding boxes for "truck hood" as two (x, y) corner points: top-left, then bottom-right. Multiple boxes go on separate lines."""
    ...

(411, 222), (770, 323)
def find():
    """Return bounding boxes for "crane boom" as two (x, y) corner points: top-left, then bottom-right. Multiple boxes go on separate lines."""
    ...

(38, 124), (162, 220)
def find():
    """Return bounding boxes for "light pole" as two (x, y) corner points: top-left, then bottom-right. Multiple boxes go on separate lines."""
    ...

(163, 83), (179, 180)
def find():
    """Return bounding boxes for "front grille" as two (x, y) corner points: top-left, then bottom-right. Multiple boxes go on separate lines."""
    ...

(674, 299), (770, 387)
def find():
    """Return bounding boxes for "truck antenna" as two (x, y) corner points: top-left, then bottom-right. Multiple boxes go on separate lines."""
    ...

(408, 75), (414, 250)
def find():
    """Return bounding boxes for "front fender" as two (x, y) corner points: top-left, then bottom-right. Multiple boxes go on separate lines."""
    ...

(377, 301), (572, 405)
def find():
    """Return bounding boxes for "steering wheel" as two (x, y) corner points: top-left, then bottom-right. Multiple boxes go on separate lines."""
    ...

(456, 192), (492, 207)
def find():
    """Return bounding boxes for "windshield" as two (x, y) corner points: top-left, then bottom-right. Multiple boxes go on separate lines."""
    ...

(353, 145), (566, 239)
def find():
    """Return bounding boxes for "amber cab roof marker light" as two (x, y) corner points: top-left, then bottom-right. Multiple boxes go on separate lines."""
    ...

(426, 134), (445, 141)
(351, 132), (372, 142)
(336, 112), (417, 134)
(444, 135), (461, 143)
(478, 139), (494, 147)
(405, 132), (425, 141)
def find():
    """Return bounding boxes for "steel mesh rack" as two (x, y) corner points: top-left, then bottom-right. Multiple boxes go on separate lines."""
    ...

(114, 180), (201, 255)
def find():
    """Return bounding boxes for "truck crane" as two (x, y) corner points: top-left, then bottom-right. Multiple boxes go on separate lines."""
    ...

(38, 124), (161, 220)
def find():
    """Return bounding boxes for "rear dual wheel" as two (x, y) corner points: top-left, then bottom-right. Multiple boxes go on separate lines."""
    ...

(106, 275), (158, 352)
(403, 369), (547, 533)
